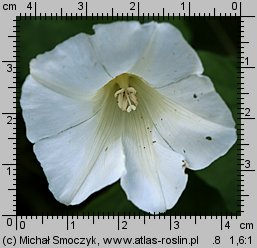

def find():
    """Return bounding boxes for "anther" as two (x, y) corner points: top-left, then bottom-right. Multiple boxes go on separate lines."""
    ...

(114, 86), (138, 113)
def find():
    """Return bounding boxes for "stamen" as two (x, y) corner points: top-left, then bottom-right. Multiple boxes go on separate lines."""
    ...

(114, 88), (125, 98)
(114, 86), (138, 113)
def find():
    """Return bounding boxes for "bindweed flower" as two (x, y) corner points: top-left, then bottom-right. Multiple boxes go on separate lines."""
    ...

(20, 21), (236, 213)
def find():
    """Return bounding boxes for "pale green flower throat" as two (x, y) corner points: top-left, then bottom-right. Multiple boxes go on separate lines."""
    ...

(113, 74), (138, 113)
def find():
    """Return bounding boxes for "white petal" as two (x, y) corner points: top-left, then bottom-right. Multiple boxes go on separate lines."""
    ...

(157, 75), (235, 127)
(20, 76), (98, 143)
(145, 76), (237, 170)
(129, 22), (203, 87)
(34, 113), (126, 205)
(90, 21), (156, 77)
(30, 33), (112, 98)
(120, 107), (188, 213)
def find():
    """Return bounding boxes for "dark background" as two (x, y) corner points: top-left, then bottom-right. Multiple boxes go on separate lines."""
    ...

(17, 17), (240, 215)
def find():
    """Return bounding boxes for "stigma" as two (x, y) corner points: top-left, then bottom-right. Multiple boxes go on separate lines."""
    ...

(114, 86), (138, 113)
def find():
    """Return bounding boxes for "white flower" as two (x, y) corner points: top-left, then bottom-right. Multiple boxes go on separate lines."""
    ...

(20, 21), (236, 213)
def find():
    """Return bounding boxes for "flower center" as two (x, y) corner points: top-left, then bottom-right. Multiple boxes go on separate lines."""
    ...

(112, 73), (138, 113)
(114, 87), (138, 112)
